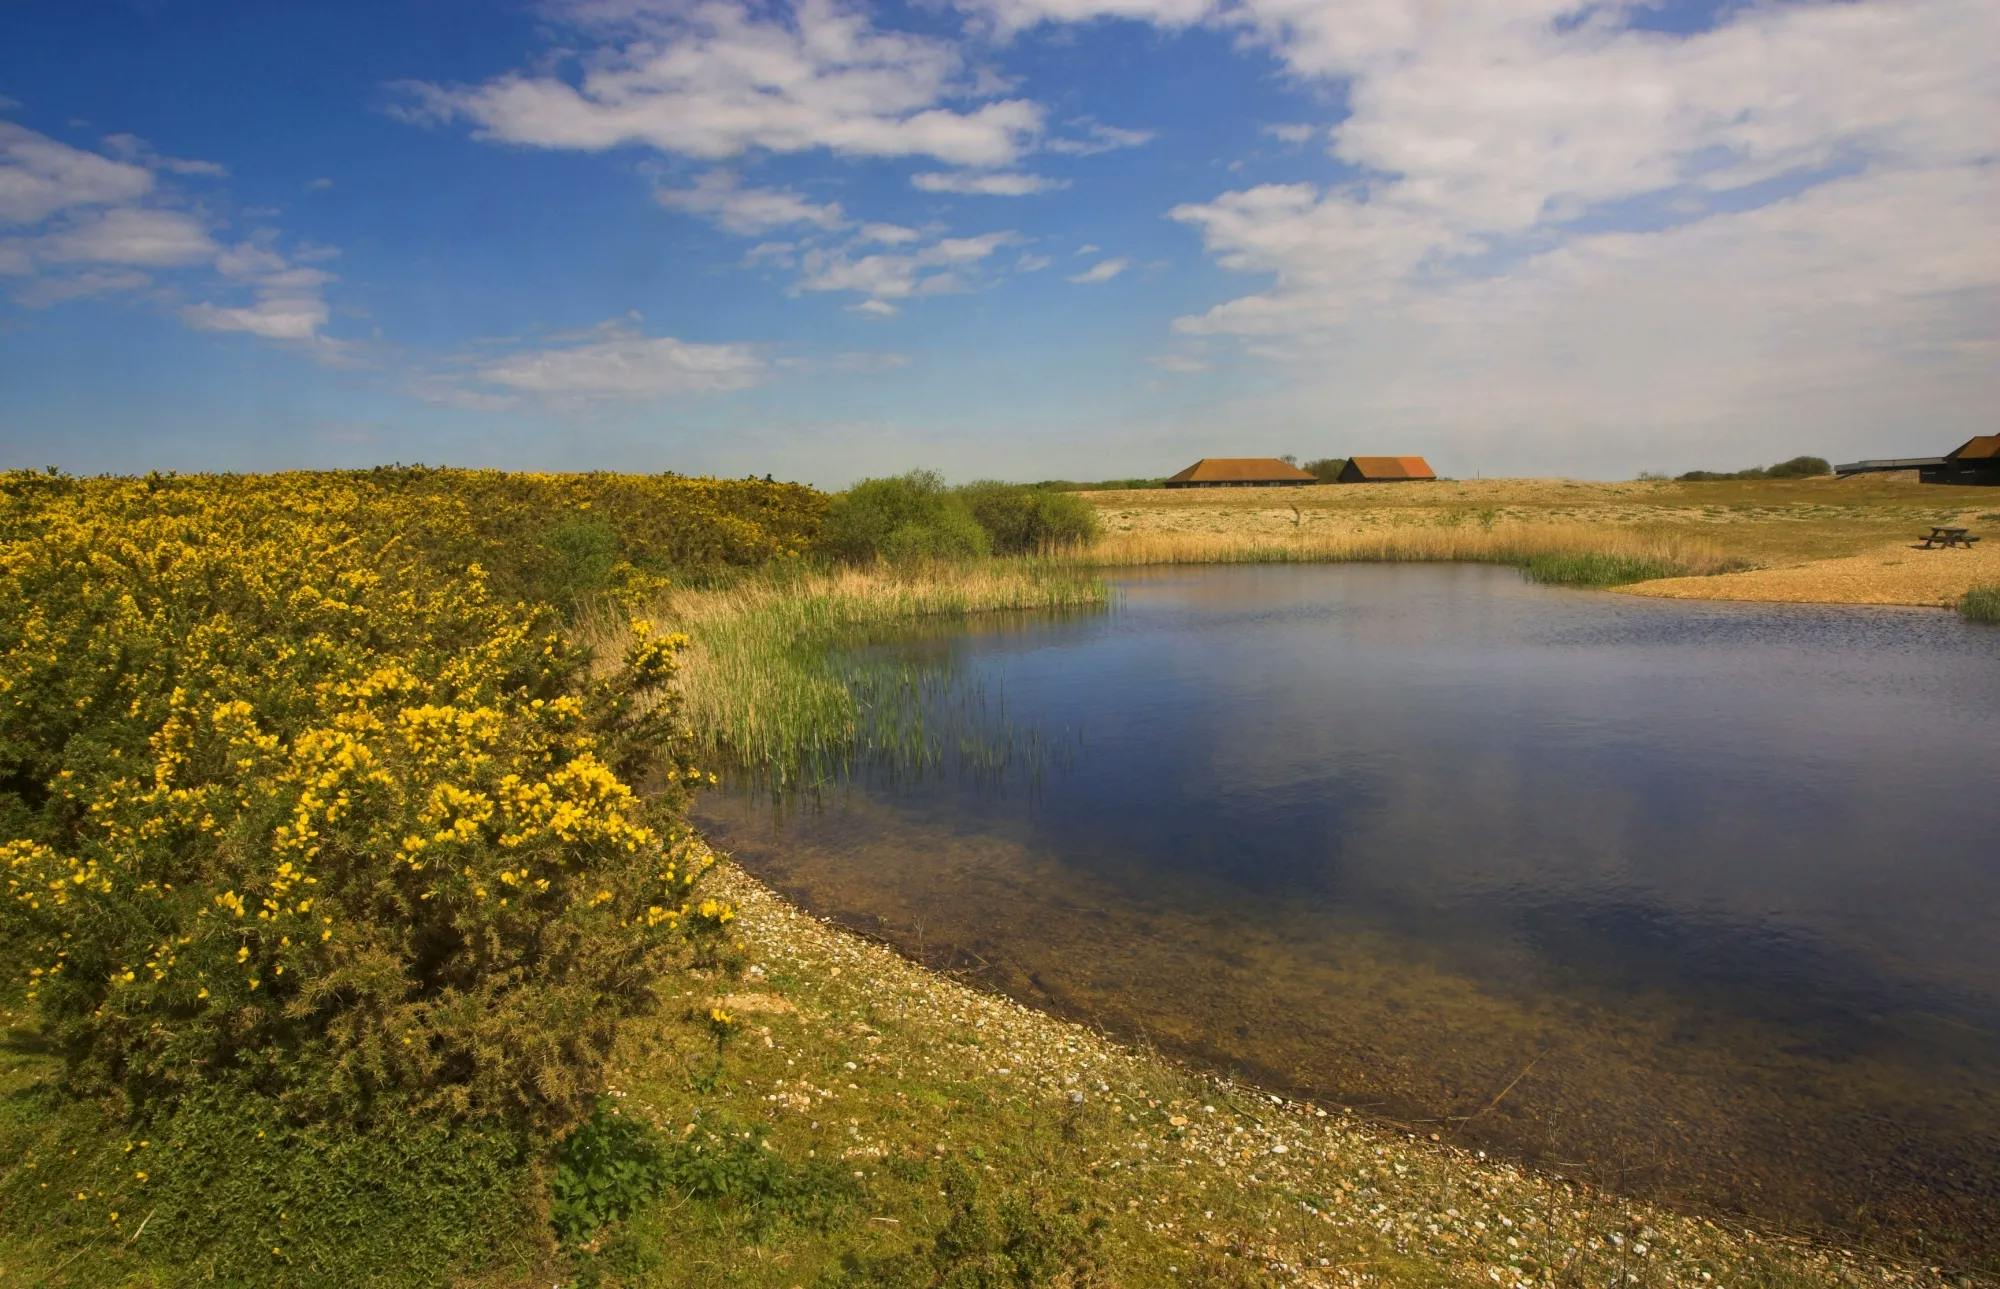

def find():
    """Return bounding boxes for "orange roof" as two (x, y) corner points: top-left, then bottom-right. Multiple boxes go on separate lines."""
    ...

(1947, 435), (2000, 461)
(1344, 456), (1436, 481)
(1166, 457), (1317, 483)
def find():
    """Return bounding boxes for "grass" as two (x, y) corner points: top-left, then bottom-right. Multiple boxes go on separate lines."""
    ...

(589, 559), (1108, 786)
(1080, 476), (1999, 602)
(1960, 585), (2000, 624)
(1083, 521), (1732, 585)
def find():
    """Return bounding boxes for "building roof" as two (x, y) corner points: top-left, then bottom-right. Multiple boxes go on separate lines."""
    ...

(1834, 458), (1946, 473)
(1947, 435), (2000, 461)
(1165, 457), (1317, 483)
(1344, 455), (1436, 481)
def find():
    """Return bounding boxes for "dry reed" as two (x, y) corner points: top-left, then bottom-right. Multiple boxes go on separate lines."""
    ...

(1080, 521), (1731, 577)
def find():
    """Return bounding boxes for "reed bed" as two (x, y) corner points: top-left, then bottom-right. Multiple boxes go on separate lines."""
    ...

(589, 559), (1107, 783)
(1961, 584), (2000, 624)
(1082, 521), (1732, 584)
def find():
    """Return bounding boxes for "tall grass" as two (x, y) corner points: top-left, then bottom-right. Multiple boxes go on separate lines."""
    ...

(1082, 522), (1731, 583)
(1960, 585), (2000, 624)
(590, 559), (1107, 784)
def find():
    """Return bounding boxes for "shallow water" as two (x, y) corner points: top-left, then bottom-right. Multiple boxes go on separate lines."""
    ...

(694, 563), (2000, 1263)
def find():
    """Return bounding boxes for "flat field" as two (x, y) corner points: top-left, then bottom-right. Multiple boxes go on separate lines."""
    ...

(1081, 476), (2000, 606)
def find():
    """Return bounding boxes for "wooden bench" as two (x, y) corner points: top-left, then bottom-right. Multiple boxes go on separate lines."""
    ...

(1917, 526), (1980, 549)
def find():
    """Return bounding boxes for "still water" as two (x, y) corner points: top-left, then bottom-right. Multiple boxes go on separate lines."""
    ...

(694, 564), (2000, 1262)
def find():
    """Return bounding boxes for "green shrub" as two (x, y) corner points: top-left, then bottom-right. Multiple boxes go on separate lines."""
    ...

(823, 471), (991, 564)
(956, 482), (1101, 554)
(1960, 585), (2000, 625)
(536, 514), (622, 609)
(1301, 457), (1346, 483)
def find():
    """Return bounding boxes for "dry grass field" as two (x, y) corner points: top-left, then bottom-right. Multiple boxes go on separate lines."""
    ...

(1081, 476), (2000, 607)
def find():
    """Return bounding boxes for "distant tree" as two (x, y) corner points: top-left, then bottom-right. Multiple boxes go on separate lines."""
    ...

(1279, 454), (1299, 466)
(1764, 455), (1831, 479)
(1301, 457), (1346, 483)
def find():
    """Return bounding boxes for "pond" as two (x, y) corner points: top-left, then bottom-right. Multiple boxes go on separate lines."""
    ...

(692, 563), (2000, 1264)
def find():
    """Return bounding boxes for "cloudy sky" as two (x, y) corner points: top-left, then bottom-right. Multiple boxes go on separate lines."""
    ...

(2, 0), (1994, 483)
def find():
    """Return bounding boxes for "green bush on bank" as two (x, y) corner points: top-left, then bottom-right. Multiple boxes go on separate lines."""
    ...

(956, 480), (1101, 555)
(823, 472), (1101, 564)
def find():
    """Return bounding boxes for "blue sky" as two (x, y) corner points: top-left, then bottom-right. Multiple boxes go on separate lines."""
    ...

(2, 0), (1994, 484)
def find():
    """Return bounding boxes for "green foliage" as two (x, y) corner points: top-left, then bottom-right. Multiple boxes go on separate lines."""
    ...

(955, 482), (1102, 555)
(1301, 457), (1346, 483)
(823, 471), (993, 565)
(554, 1104), (854, 1247)
(536, 514), (622, 610)
(1678, 455), (1830, 482)
(1959, 585), (2000, 625)
(1522, 551), (1688, 587)
(822, 1161), (1104, 1287)
(552, 1101), (675, 1243)
(147, 1084), (538, 1286)
(0, 1066), (537, 1288)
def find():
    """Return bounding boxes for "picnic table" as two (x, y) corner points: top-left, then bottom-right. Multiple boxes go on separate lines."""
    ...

(1917, 525), (1980, 549)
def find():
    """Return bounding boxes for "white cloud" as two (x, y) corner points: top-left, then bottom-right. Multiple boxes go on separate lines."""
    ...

(1261, 122), (1314, 145)
(0, 120), (153, 224)
(857, 222), (920, 245)
(911, 170), (1066, 196)
(37, 207), (217, 266)
(656, 169), (845, 234)
(1074, 242), (1098, 255)
(405, 0), (1043, 168)
(1045, 120), (1154, 155)
(100, 133), (227, 178)
(1067, 257), (1127, 283)
(957, 0), (1998, 468)
(473, 320), (766, 399)
(961, 0), (1210, 37)
(1016, 252), (1052, 271)
(11, 268), (151, 308)
(180, 237), (340, 345)
(307, 177), (334, 192)
(798, 229), (1018, 304)
(850, 298), (898, 317)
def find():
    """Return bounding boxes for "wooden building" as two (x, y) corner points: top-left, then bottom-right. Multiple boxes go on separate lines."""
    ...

(1926, 435), (2000, 486)
(1163, 458), (1317, 488)
(1338, 456), (1436, 483)
(1835, 436), (2000, 485)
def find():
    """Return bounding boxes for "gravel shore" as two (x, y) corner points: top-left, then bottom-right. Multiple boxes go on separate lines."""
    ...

(631, 864), (1980, 1287)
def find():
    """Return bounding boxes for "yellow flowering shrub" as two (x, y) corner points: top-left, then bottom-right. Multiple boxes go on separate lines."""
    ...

(0, 468), (781, 1139)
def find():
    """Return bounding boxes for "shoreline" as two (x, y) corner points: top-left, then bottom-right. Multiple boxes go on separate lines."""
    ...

(625, 859), (1975, 1287)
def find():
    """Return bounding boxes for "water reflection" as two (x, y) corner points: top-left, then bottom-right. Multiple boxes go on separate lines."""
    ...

(695, 563), (2000, 1264)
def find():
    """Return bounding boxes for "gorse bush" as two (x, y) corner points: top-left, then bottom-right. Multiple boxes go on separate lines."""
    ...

(0, 470), (760, 1143)
(956, 481), (1101, 555)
